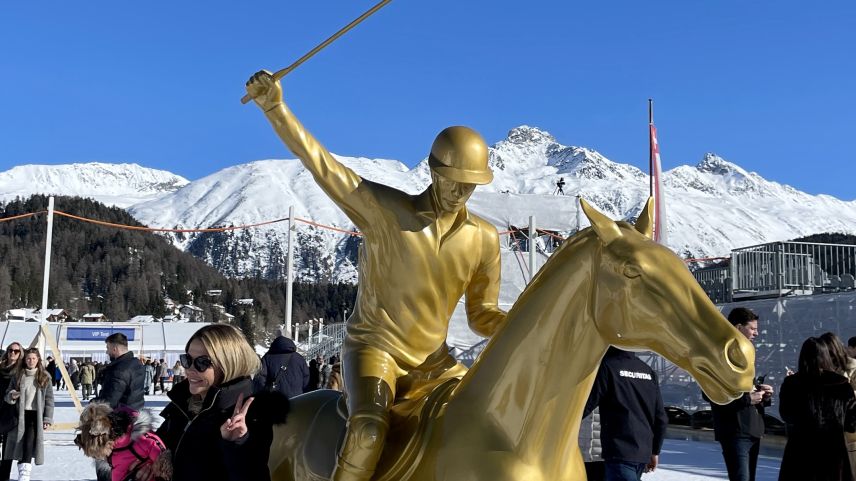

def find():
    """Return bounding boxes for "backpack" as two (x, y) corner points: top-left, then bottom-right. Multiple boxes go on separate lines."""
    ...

(265, 354), (293, 394)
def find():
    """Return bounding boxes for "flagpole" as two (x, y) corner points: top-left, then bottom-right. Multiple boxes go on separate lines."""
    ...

(648, 98), (654, 198)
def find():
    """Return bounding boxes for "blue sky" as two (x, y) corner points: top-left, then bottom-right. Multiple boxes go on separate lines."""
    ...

(1, 1), (854, 199)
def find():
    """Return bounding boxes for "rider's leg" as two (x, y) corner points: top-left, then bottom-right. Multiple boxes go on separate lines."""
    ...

(331, 345), (400, 481)
(395, 343), (467, 400)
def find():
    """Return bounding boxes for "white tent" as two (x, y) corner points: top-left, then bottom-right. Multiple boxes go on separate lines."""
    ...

(0, 321), (211, 364)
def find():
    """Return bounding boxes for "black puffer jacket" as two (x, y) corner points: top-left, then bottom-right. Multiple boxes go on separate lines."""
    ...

(156, 377), (289, 481)
(254, 336), (309, 398)
(95, 351), (145, 410)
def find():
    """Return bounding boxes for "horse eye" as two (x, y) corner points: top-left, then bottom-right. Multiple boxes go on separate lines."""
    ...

(623, 264), (643, 278)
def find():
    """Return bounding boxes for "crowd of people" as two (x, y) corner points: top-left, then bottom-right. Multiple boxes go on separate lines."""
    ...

(580, 306), (856, 481)
(0, 327), (342, 481)
(0, 308), (853, 481)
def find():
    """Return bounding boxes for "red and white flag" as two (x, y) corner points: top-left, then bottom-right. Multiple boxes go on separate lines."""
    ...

(649, 123), (668, 244)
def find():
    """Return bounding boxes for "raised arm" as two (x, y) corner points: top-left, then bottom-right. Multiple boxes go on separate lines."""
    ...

(246, 70), (372, 228)
(466, 225), (507, 337)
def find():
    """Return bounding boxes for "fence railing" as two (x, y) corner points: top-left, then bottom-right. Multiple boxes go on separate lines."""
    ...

(692, 241), (856, 302)
(300, 322), (347, 360)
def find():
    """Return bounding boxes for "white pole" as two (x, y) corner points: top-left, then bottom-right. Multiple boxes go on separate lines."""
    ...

(317, 318), (324, 343)
(294, 323), (300, 344)
(285, 205), (295, 336)
(308, 319), (314, 349)
(38, 197), (55, 352)
(528, 215), (536, 283)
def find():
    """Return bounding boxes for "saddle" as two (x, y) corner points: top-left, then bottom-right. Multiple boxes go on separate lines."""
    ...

(301, 378), (459, 480)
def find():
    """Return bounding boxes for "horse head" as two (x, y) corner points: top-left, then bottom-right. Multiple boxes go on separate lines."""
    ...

(581, 197), (754, 403)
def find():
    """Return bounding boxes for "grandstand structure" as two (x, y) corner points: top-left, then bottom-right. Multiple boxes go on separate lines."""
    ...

(692, 241), (856, 303)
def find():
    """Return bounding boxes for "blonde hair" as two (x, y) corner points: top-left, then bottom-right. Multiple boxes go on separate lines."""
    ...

(186, 324), (259, 385)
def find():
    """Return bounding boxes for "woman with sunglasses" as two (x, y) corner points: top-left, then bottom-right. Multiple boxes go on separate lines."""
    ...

(139, 324), (288, 481)
(2, 348), (53, 481)
(0, 342), (23, 481)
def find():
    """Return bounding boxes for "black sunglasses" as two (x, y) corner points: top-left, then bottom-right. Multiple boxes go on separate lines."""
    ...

(180, 353), (213, 372)
(6, 348), (20, 354)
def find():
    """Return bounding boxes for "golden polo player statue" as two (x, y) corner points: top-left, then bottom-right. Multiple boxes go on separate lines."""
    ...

(246, 70), (508, 481)
(246, 71), (756, 481)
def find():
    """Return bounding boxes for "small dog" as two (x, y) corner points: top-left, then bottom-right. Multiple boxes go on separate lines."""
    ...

(75, 402), (171, 481)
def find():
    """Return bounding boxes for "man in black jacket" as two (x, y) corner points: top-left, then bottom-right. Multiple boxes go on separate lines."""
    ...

(705, 307), (773, 481)
(584, 347), (668, 481)
(91, 333), (146, 481)
(94, 333), (145, 410)
(254, 333), (309, 398)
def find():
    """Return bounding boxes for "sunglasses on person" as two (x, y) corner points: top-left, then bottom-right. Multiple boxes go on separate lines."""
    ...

(6, 348), (20, 354)
(179, 353), (214, 372)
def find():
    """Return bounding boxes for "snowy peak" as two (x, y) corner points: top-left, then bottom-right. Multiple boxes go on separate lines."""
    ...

(0, 162), (189, 208)
(548, 146), (646, 182)
(668, 152), (799, 199)
(695, 153), (749, 178)
(505, 125), (557, 146)
(488, 125), (644, 185)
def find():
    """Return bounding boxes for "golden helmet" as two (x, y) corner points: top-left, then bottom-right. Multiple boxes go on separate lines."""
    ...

(428, 126), (493, 185)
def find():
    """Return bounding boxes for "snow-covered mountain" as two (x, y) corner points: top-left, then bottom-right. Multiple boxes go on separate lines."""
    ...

(0, 162), (189, 208)
(4, 127), (856, 284)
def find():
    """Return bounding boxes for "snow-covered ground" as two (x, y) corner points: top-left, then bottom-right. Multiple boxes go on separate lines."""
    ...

(29, 391), (781, 480)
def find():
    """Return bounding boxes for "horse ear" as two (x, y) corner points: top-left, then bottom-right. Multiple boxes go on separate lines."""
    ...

(580, 198), (622, 245)
(634, 197), (654, 239)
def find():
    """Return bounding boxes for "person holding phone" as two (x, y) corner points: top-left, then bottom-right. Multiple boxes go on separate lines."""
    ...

(704, 307), (773, 481)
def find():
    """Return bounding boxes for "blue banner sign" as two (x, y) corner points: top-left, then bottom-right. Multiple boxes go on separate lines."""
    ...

(66, 327), (136, 341)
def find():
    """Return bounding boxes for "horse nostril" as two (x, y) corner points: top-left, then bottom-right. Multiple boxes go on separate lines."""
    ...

(726, 338), (748, 371)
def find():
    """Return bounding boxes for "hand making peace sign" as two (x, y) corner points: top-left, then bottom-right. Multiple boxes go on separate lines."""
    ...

(220, 392), (255, 442)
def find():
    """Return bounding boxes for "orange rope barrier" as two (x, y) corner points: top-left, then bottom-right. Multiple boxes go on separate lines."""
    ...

(537, 229), (567, 241)
(0, 211), (46, 223)
(53, 210), (292, 233)
(295, 217), (362, 237)
(684, 257), (730, 263)
(0, 209), (733, 268)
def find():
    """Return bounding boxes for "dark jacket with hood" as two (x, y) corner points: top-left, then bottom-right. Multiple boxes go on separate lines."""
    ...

(583, 348), (668, 465)
(96, 351), (146, 411)
(779, 370), (856, 481)
(155, 377), (289, 481)
(254, 336), (309, 398)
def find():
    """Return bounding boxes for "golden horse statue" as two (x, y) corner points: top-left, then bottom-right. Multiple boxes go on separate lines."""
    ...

(268, 198), (755, 481)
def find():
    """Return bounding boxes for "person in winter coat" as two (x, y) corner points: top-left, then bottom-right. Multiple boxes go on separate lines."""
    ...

(74, 402), (167, 481)
(69, 359), (81, 391)
(2, 348), (54, 481)
(94, 333), (145, 411)
(307, 358), (320, 393)
(583, 347), (668, 481)
(819, 332), (856, 480)
(254, 335), (309, 398)
(172, 360), (185, 386)
(326, 362), (343, 392)
(137, 324), (289, 481)
(143, 361), (154, 396)
(779, 337), (856, 481)
(706, 307), (773, 481)
(578, 407), (604, 481)
(0, 342), (23, 481)
(321, 357), (333, 389)
(156, 360), (168, 393)
(80, 362), (96, 400)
